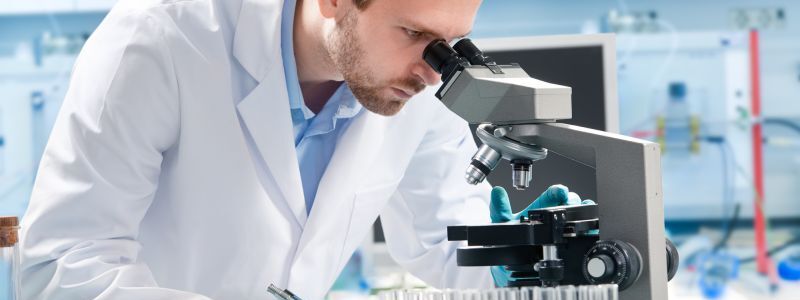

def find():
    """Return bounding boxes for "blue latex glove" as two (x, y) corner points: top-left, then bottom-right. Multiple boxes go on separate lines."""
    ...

(489, 185), (596, 287)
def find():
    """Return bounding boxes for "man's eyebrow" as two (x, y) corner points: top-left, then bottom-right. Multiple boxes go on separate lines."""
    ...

(400, 19), (471, 40)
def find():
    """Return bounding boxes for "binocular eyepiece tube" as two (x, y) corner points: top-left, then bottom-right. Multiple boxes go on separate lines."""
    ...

(452, 38), (493, 66)
(423, 38), (496, 79)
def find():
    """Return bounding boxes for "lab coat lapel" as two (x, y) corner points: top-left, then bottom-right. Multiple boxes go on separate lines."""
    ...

(287, 112), (388, 294)
(232, 0), (280, 82)
(233, 0), (307, 226)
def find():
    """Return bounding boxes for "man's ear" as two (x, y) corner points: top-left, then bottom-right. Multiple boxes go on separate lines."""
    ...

(317, 0), (340, 19)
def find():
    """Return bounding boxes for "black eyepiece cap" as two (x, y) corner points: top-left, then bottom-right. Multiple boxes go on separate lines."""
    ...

(423, 39), (461, 74)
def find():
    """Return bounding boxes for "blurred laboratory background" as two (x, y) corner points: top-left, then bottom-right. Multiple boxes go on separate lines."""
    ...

(1, 0), (799, 299)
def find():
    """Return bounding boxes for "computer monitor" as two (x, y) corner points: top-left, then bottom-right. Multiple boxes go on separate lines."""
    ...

(472, 34), (618, 211)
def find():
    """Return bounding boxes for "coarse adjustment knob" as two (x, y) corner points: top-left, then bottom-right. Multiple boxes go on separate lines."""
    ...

(666, 238), (680, 281)
(582, 240), (643, 290)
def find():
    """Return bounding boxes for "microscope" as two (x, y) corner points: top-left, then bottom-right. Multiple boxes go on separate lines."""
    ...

(423, 39), (679, 299)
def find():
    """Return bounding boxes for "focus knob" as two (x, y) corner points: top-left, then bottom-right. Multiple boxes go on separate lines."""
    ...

(586, 254), (616, 280)
(582, 240), (643, 290)
(666, 238), (680, 281)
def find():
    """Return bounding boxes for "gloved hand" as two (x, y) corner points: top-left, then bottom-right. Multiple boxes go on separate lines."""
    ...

(488, 185), (596, 287)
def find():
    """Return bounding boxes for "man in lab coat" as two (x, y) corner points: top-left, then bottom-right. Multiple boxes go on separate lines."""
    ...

(20, 0), (581, 298)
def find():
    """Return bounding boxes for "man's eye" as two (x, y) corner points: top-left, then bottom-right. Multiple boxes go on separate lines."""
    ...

(405, 28), (422, 39)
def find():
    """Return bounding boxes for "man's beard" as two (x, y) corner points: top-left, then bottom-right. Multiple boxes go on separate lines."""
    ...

(325, 10), (425, 116)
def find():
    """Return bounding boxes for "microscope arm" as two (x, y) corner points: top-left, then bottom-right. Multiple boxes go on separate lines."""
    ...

(506, 123), (668, 300)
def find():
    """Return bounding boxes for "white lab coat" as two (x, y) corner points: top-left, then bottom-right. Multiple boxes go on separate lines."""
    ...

(19, 0), (493, 299)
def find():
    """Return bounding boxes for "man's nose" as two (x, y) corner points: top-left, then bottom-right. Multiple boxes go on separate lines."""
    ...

(412, 60), (442, 86)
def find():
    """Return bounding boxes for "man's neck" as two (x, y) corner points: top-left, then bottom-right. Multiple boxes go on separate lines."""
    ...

(299, 80), (342, 113)
(293, 0), (342, 114)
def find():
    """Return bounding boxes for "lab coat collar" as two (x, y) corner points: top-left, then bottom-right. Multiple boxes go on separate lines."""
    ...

(333, 86), (364, 119)
(232, 0), (281, 82)
(233, 0), (308, 226)
(300, 84), (364, 139)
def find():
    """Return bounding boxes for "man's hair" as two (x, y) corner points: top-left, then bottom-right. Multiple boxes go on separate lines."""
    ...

(353, 0), (372, 10)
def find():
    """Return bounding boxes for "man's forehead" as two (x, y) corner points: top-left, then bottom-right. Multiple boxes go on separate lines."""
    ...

(376, 0), (480, 39)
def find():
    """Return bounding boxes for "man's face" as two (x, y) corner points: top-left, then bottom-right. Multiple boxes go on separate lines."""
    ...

(325, 0), (482, 116)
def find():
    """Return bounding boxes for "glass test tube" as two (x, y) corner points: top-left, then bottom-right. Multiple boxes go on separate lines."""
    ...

(381, 285), (617, 300)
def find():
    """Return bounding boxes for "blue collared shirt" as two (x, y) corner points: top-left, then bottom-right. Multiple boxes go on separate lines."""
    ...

(280, 0), (363, 214)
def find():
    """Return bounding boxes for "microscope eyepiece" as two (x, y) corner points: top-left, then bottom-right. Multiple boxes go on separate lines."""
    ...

(423, 39), (469, 76)
(453, 38), (494, 66)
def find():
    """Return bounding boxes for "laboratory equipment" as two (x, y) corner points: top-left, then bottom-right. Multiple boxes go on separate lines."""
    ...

(615, 32), (763, 221)
(657, 82), (700, 154)
(0, 216), (20, 300)
(366, 33), (618, 255)
(423, 38), (675, 299)
(376, 285), (618, 300)
(778, 254), (800, 281)
(357, 36), (619, 294)
(696, 252), (738, 299)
